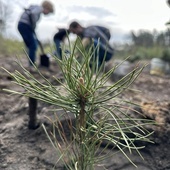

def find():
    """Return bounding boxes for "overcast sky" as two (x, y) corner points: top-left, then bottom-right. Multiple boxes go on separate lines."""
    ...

(6, 0), (170, 43)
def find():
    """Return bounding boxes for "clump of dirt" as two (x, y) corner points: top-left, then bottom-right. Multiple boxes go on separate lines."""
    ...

(1, 56), (170, 170)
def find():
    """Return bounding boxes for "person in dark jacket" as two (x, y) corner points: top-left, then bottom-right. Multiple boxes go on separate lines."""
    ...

(17, 1), (54, 68)
(69, 21), (114, 67)
(53, 28), (70, 59)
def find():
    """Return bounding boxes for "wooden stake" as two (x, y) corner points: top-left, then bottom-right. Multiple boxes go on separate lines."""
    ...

(28, 97), (38, 129)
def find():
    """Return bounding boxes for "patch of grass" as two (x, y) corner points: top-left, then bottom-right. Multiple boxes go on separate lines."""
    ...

(114, 45), (167, 62)
(0, 36), (24, 56)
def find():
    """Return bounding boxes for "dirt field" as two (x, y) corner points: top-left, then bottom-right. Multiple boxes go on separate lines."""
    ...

(1, 55), (170, 170)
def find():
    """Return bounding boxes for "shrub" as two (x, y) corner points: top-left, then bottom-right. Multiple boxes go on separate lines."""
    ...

(3, 37), (154, 169)
(161, 48), (170, 62)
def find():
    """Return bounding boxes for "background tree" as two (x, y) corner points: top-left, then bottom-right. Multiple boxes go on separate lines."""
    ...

(130, 30), (154, 47)
(0, 0), (12, 36)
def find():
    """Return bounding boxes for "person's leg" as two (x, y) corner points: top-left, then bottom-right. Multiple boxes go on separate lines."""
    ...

(54, 38), (62, 59)
(28, 35), (37, 65)
(18, 22), (37, 66)
(93, 39), (113, 67)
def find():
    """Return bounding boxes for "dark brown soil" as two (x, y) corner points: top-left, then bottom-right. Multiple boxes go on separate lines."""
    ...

(1, 56), (170, 170)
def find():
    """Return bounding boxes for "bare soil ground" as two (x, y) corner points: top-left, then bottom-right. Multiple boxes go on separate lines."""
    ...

(1, 55), (170, 170)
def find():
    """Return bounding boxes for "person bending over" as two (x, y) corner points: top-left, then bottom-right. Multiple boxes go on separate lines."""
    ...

(53, 28), (70, 59)
(69, 21), (114, 67)
(17, 1), (54, 69)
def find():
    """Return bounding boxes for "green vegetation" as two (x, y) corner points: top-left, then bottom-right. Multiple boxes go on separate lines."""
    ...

(1, 28), (170, 63)
(0, 35), (24, 56)
(114, 29), (170, 62)
(3, 37), (154, 170)
(115, 45), (168, 62)
(161, 48), (170, 62)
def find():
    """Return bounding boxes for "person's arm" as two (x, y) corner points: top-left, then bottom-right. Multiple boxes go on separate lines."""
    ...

(82, 37), (90, 48)
(30, 6), (43, 29)
(74, 37), (91, 59)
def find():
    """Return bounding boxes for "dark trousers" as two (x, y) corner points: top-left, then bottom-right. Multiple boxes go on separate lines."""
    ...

(18, 22), (37, 66)
(54, 38), (62, 59)
(93, 39), (113, 67)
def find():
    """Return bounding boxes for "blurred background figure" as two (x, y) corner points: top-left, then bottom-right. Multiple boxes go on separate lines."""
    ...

(69, 21), (114, 67)
(17, 0), (54, 70)
(53, 28), (70, 59)
(95, 25), (111, 41)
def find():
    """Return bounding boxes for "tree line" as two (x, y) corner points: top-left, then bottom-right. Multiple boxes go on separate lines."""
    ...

(130, 29), (170, 47)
